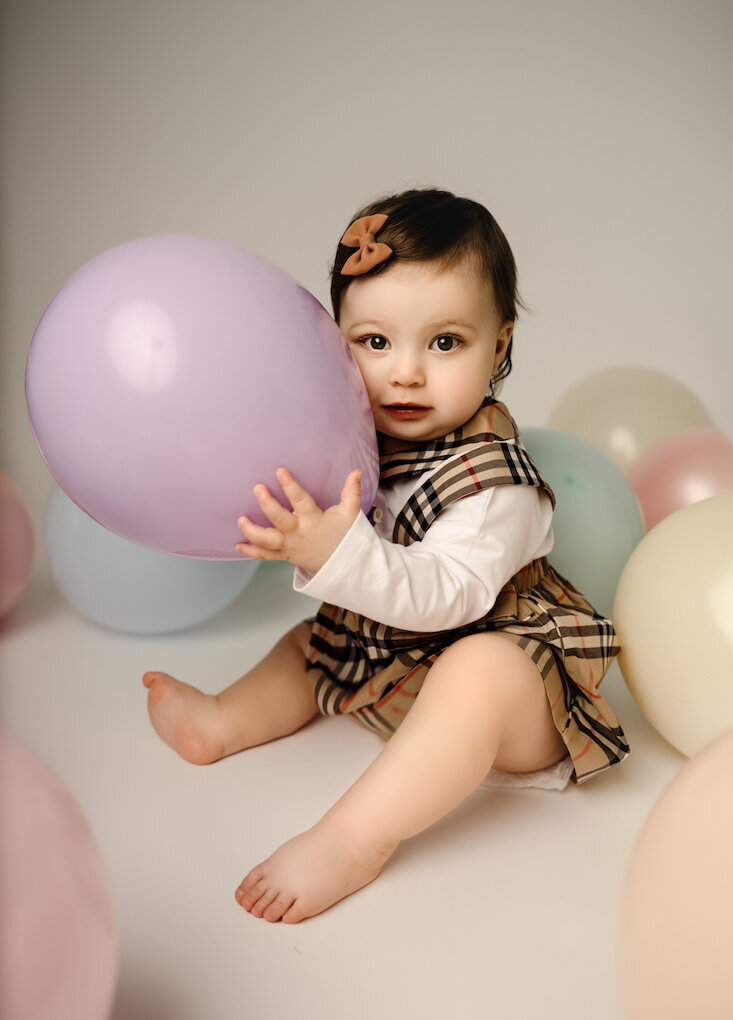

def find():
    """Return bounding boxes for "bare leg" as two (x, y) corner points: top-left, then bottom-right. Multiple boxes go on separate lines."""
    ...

(236, 634), (567, 923)
(143, 622), (317, 764)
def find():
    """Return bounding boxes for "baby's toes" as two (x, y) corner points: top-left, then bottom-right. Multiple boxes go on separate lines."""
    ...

(235, 869), (267, 910)
(249, 886), (281, 918)
(282, 899), (308, 925)
(262, 892), (297, 923)
(143, 671), (172, 700)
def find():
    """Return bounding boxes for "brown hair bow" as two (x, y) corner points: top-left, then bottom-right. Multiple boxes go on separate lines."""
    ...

(340, 213), (393, 276)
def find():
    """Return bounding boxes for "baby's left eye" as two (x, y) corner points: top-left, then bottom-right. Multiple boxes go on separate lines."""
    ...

(430, 335), (461, 353)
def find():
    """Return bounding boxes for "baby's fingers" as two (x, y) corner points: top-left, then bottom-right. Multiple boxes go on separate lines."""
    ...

(275, 468), (320, 515)
(340, 469), (362, 515)
(235, 541), (281, 562)
(253, 483), (298, 532)
(236, 514), (285, 551)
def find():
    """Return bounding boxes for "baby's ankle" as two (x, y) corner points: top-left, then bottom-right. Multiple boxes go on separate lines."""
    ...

(319, 803), (400, 872)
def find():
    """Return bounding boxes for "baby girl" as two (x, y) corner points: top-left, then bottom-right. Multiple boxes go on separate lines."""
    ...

(143, 187), (628, 923)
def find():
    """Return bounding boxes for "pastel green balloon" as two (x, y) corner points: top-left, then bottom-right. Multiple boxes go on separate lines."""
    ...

(45, 486), (259, 634)
(522, 428), (644, 618)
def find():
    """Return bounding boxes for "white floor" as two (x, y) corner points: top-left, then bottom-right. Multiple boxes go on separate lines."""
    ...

(0, 560), (683, 1020)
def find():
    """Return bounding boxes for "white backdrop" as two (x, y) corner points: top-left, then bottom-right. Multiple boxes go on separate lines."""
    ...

(2, 0), (731, 552)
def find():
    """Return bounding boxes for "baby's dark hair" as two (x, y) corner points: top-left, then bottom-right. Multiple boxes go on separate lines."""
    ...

(330, 187), (523, 389)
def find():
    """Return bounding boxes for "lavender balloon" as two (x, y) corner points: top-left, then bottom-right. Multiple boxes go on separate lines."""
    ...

(26, 236), (379, 558)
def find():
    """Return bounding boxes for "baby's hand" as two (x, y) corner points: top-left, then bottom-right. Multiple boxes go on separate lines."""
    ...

(235, 468), (362, 575)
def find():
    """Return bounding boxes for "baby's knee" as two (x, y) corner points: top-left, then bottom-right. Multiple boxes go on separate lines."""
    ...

(429, 633), (544, 709)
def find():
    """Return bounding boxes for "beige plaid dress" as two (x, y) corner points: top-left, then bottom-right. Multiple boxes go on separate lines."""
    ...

(305, 400), (629, 784)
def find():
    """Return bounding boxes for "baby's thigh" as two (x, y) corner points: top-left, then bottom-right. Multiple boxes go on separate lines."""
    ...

(430, 633), (566, 773)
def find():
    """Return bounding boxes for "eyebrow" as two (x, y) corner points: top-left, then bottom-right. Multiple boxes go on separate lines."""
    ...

(345, 320), (384, 331)
(345, 318), (478, 332)
(427, 319), (478, 332)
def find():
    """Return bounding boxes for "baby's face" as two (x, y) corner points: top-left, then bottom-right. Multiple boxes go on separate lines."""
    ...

(339, 261), (512, 442)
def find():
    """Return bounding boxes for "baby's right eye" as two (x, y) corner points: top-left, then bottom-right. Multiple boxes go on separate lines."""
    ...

(360, 335), (390, 351)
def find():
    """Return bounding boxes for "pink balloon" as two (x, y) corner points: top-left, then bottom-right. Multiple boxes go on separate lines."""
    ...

(627, 428), (733, 531)
(0, 468), (34, 617)
(25, 236), (379, 558)
(0, 727), (118, 1020)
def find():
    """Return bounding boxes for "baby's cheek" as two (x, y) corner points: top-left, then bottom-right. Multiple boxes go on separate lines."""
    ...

(449, 375), (489, 414)
(351, 356), (379, 399)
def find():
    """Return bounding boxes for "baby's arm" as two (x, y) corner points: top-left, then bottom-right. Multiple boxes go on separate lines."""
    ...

(294, 485), (554, 632)
(235, 467), (363, 576)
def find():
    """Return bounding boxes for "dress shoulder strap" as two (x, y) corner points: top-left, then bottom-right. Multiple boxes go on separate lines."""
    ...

(392, 440), (555, 546)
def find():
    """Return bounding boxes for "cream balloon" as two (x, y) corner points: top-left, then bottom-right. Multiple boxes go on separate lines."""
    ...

(548, 366), (714, 471)
(613, 494), (733, 756)
(618, 730), (733, 1019)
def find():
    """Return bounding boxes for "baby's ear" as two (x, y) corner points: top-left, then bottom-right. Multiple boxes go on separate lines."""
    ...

(493, 321), (514, 369)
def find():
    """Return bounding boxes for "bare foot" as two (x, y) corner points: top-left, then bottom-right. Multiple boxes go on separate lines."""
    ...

(235, 814), (397, 923)
(143, 672), (228, 765)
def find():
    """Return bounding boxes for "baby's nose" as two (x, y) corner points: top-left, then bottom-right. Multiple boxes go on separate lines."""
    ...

(390, 352), (425, 386)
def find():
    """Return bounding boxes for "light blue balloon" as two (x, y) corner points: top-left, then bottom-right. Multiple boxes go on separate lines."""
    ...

(522, 428), (644, 618)
(44, 486), (259, 633)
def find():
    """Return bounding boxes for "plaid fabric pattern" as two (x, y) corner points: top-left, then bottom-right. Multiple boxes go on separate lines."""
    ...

(305, 401), (629, 784)
(379, 397), (522, 482)
(393, 441), (553, 545)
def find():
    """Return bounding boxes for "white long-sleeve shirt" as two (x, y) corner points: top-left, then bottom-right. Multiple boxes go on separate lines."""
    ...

(294, 447), (554, 633)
